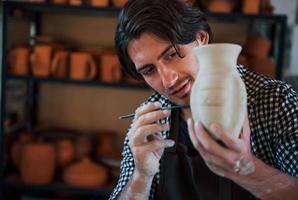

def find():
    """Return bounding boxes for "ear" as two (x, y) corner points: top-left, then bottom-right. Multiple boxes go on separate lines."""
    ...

(195, 31), (209, 46)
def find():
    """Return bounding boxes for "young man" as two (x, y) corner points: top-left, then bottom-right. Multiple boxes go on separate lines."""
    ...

(109, 0), (298, 199)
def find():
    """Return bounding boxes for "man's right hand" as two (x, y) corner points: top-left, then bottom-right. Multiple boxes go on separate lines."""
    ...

(127, 101), (175, 178)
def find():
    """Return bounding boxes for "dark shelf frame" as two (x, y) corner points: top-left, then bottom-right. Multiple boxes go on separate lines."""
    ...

(0, 0), (288, 199)
(7, 75), (150, 90)
(0, 179), (112, 199)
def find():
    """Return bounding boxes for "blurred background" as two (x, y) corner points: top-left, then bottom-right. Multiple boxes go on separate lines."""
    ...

(0, 0), (297, 199)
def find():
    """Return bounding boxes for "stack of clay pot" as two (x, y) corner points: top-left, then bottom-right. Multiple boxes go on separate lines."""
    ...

(243, 35), (275, 78)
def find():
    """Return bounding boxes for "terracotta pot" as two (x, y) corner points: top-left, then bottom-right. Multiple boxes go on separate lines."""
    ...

(244, 36), (272, 59)
(8, 46), (30, 76)
(69, 0), (82, 5)
(51, 50), (69, 78)
(99, 53), (122, 82)
(50, 0), (68, 4)
(207, 0), (235, 13)
(237, 54), (249, 66)
(242, 0), (260, 14)
(20, 143), (56, 184)
(63, 157), (108, 188)
(90, 0), (109, 7)
(75, 135), (92, 160)
(249, 57), (276, 78)
(112, 0), (128, 7)
(70, 52), (97, 80)
(31, 44), (53, 77)
(55, 139), (75, 166)
(10, 131), (33, 168)
(96, 131), (121, 161)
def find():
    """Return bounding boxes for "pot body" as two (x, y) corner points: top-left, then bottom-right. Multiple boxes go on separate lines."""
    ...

(190, 43), (247, 138)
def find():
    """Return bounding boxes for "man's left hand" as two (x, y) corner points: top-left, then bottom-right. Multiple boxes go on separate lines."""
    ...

(187, 114), (255, 179)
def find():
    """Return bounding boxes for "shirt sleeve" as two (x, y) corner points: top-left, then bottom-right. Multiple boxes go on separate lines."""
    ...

(274, 85), (298, 177)
(108, 133), (135, 200)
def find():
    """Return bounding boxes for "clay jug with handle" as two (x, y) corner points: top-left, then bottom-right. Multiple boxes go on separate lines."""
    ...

(70, 52), (97, 80)
(51, 50), (69, 78)
(8, 46), (30, 76)
(190, 43), (247, 139)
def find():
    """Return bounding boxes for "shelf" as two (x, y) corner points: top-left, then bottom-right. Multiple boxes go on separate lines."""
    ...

(4, 1), (287, 23)
(0, 178), (112, 198)
(4, 1), (121, 17)
(7, 75), (150, 90)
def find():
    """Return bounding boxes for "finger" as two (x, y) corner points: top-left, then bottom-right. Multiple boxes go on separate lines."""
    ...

(135, 102), (161, 119)
(187, 118), (201, 149)
(210, 123), (242, 152)
(242, 114), (251, 145)
(142, 139), (175, 152)
(135, 109), (171, 127)
(130, 123), (169, 146)
(195, 122), (240, 165)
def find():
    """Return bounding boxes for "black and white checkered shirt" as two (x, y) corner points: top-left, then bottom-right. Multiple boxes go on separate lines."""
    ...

(109, 65), (298, 200)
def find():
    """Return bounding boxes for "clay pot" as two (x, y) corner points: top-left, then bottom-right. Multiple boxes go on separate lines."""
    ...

(111, 0), (128, 7)
(10, 131), (34, 168)
(75, 135), (92, 160)
(244, 36), (272, 59)
(89, 0), (109, 7)
(191, 43), (247, 139)
(8, 46), (30, 76)
(51, 50), (69, 78)
(31, 44), (53, 77)
(99, 53), (122, 82)
(70, 52), (97, 80)
(242, 0), (260, 14)
(237, 54), (249, 66)
(69, 0), (82, 5)
(63, 157), (108, 188)
(50, 0), (68, 4)
(249, 57), (276, 78)
(20, 142), (56, 184)
(207, 0), (235, 13)
(55, 139), (75, 166)
(96, 131), (121, 161)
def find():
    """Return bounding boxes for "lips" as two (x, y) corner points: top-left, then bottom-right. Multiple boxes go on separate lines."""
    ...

(170, 79), (191, 98)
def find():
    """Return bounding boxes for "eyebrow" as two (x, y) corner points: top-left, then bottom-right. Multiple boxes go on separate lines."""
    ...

(136, 45), (174, 73)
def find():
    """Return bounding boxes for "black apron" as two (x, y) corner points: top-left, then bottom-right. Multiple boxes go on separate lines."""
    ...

(155, 110), (257, 200)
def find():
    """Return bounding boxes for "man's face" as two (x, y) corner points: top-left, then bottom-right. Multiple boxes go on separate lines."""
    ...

(128, 33), (206, 105)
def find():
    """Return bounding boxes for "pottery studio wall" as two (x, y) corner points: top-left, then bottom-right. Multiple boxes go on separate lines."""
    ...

(7, 12), (249, 136)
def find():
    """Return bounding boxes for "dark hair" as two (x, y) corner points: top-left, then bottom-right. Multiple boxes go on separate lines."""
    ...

(115, 0), (213, 80)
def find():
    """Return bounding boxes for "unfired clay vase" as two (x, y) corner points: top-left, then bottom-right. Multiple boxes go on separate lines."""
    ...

(63, 157), (108, 188)
(191, 43), (247, 138)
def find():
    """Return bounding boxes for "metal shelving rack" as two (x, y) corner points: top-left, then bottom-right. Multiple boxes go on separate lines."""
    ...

(0, 1), (287, 200)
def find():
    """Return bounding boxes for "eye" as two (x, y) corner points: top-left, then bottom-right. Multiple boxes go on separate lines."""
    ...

(140, 65), (156, 76)
(165, 51), (179, 61)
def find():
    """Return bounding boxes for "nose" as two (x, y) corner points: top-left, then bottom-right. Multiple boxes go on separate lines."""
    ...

(158, 65), (178, 89)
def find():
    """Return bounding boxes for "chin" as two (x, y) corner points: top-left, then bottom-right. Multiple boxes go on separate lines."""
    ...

(169, 95), (190, 106)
